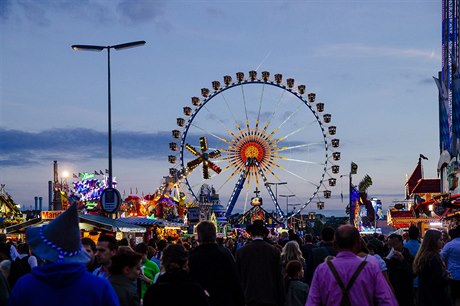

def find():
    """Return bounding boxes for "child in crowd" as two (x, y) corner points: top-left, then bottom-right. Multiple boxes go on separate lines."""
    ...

(284, 260), (309, 306)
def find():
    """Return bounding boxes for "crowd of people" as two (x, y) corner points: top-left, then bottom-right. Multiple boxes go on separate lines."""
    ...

(0, 203), (459, 306)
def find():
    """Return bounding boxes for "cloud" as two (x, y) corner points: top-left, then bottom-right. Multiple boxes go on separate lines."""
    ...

(317, 43), (441, 61)
(117, 0), (165, 25)
(0, 0), (166, 26)
(0, 128), (172, 167)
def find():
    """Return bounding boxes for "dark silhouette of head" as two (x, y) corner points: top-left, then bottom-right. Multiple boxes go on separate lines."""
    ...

(408, 226), (420, 240)
(334, 224), (360, 253)
(321, 227), (335, 242)
(196, 221), (217, 244)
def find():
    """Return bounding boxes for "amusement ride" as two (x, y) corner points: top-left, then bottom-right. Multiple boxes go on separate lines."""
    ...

(168, 71), (341, 224)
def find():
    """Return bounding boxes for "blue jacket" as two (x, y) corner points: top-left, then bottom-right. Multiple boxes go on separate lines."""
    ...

(8, 262), (119, 306)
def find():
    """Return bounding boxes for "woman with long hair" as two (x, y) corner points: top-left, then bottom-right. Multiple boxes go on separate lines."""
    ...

(413, 229), (451, 306)
(281, 241), (305, 267)
(281, 241), (306, 282)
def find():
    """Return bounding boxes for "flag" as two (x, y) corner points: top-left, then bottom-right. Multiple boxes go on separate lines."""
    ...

(351, 162), (358, 174)
(99, 170), (104, 175)
(130, 187), (133, 194)
(419, 154), (428, 160)
(94, 170), (99, 175)
(136, 188), (138, 194)
(73, 173), (78, 178)
(105, 169), (109, 174)
(341, 192), (344, 203)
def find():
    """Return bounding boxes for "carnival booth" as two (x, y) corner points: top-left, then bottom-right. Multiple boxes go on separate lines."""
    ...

(118, 216), (187, 241)
(6, 210), (145, 241)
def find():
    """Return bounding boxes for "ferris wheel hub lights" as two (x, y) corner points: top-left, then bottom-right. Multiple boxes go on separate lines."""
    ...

(308, 93), (316, 103)
(236, 72), (245, 82)
(249, 70), (257, 81)
(212, 81), (221, 90)
(262, 71), (270, 81)
(274, 73), (282, 84)
(298, 85), (306, 94)
(323, 114), (332, 123)
(287, 78), (295, 88)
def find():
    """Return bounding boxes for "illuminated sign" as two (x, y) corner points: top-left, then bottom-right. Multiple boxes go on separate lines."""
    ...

(41, 210), (65, 220)
(79, 172), (95, 180)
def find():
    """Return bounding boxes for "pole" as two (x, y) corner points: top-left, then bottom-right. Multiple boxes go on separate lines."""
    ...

(107, 47), (113, 189)
(349, 170), (352, 224)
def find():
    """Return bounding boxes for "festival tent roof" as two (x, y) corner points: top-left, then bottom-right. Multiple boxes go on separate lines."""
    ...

(6, 214), (146, 234)
(411, 179), (440, 194)
(117, 217), (186, 228)
(79, 214), (145, 233)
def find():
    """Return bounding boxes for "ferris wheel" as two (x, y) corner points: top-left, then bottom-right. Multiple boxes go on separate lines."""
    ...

(168, 71), (340, 221)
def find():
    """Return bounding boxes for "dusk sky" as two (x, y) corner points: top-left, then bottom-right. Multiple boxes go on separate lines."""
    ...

(0, 0), (440, 215)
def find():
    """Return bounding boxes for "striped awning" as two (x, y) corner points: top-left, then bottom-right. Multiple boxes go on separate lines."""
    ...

(79, 214), (146, 233)
(118, 217), (186, 228)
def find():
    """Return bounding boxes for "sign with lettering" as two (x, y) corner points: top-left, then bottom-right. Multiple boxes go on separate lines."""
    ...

(41, 210), (65, 220)
(100, 188), (121, 213)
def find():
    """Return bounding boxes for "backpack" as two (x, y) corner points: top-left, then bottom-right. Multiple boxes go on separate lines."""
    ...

(8, 256), (31, 288)
(326, 259), (367, 306)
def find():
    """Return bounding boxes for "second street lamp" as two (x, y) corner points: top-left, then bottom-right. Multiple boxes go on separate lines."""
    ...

(71, 41), (145, 190)
(280, 194), (295, 227)
(266, 182), (287, 216)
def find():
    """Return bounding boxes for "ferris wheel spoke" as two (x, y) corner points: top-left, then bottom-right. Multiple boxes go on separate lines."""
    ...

(277, 126), (308, 142)
(190, 123), (230, 145)
(263, 87), (287, 134)
(279, 157), (325, 166)
(243, 189), (250, 214)
(216, 93), (246, 135)
(278, 142), (324, 152)
(240, 85), (251, 132)
(271, 103), (304, 135)
(216, 169), (239, 194)
(255, 83), (266, 131)
(201, 104), (239, 138)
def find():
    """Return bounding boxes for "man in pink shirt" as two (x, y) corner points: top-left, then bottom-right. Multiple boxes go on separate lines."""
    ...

(306, 225), (397, 306)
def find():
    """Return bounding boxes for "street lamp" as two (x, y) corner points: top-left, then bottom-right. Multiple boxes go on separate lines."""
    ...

(71, 41), (146, 189)
(267, 182), (287, 215)
(280, 194), (295, 227)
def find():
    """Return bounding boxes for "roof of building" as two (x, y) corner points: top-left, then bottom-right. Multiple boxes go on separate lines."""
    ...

(412, 178), (441, 194)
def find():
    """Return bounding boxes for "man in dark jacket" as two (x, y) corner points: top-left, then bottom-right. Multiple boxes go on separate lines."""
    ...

(385, 233), (415, 306)
(305, 227), (337, 285)
(188, 221), (244, 306)
(236, 220), (284, 306)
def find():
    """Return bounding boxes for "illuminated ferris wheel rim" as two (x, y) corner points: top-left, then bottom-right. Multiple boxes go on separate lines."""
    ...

(171, 71), (340, 219)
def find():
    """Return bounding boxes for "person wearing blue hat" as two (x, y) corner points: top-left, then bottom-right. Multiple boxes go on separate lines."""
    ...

(7, 203), (120, 306)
